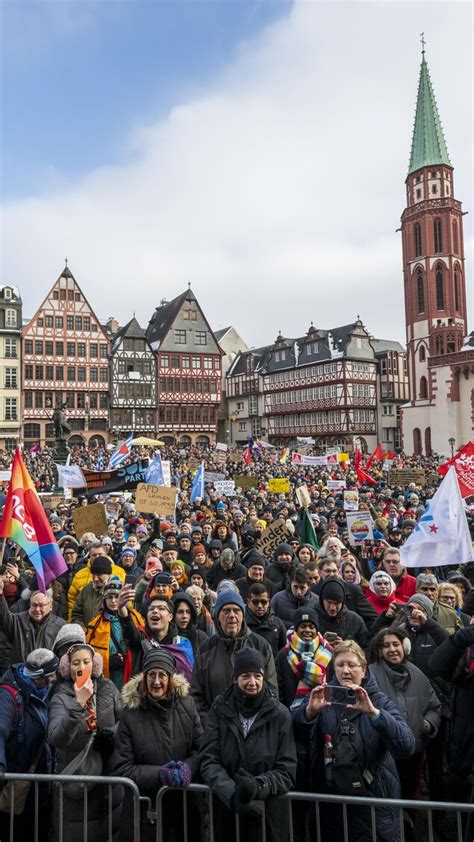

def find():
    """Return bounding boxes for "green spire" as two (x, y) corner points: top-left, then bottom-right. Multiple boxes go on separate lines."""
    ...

(408, 53), (451, 175)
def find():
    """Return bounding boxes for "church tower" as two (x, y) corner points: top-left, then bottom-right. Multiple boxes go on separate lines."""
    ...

(400, 44), (472, 456)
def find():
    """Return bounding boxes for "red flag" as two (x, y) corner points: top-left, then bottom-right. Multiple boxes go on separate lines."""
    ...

(354, 447), (362, 469)
(243, 447), (252, 465)
(437, 442), (474, 498)
(356, 465), (377, 486)
(383, 450), (396, 460)
(366, 443), (383, 470)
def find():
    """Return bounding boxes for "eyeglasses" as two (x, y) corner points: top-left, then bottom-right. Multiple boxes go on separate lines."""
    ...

(250, 598), (269, 606)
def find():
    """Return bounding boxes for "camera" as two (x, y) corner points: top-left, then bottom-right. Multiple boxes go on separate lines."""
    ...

(324, 685), (357, 706)
(396, 604), (413, 616)
(324, 632), (338, 644)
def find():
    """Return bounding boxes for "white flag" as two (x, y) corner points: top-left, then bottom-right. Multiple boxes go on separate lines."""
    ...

(55, 463), (86, 490)
(400, 467), (473, 568)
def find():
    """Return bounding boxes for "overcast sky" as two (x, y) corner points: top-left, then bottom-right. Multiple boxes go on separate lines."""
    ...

(1, 0), (472, 348)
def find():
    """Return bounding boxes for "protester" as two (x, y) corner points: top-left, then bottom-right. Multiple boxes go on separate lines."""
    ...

(0, 578), (65, 663)
(245, 582), (287, 656)
(275, 607), (333, 708)
(270, 565), (320, 629)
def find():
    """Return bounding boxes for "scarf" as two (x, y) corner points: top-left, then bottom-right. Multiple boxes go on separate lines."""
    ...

(284, 630), (332, 702)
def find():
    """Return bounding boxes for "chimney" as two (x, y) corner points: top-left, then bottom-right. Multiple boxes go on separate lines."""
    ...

(106, 316), (120, 334)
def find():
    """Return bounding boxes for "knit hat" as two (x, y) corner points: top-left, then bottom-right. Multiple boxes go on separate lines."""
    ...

(293, 607), (319, 630)
(319, 577), (346, 605)
(192, 543), (206, 558)
(142, 646), (176, 675)
(136, 525), (148, 535)
(151, 538), (164, 550)
(214, 590), (245, 618)
(191, 525), (203, 534)
(103, 575), (123, 600)
(91, 557), (113, 575)
(162, 542), (178, 553)
(369, 571), (395, 595)
(232, 648), (265, 680)
(52, 623), (86, 655)
(24, 648), (59, 678)
(408, 593), (434, 618)
(152, 572), (174, 587)
(169, 559), (187, 574)
(274, 543), (293, 557)
(120, 547), (137, 560)
(59, 536), (79, 550)
(189, 566), (205, 581)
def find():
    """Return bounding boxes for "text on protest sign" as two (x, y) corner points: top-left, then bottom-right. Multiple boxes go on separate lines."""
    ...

(387, 469), (426, 487)
(346, 510), (374, 547)
(161, 460), (172, 487)
(204, 471), (225, 484)
(255, 518), (291, 557)
(343, 489), (359, 511)
(327, 479), (346, 492)
(234, 476), (258, 489)
(136, 483), (177, 516)
(215, 442), (228, 452)
(268, 478), (290, 494)
(295, 485), (311, 508)
(214, 480), (236, 496)
(72, 503), (108, 540)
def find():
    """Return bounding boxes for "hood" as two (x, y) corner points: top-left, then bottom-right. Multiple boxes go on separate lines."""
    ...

(172, 591), (197, 624)
(121, 671), (190, 710)
(319, 576), (346, 606)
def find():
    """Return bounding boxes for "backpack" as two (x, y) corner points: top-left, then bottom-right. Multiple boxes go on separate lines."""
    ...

(0, 685), (25, 742)
(327, 716), (374, 797)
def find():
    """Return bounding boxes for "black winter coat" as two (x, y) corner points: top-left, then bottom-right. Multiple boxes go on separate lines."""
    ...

(206, 560), (247, 589)
(265, 560), (293, 592)
(312, 580), (378, 630)
(317, 605), (370, 651)
(270, 587), (320, 629)
(245, 607), (287, 657)
(200, 684), (296, 842)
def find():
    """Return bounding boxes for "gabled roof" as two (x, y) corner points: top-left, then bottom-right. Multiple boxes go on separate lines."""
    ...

(111, 317), (149, 353)
(227, 345), (273, 377)
(372, 338), (405, 355)
(146, 289), (190, 347)
(214, 326), (232, 342)
(408, 54), (451, 176)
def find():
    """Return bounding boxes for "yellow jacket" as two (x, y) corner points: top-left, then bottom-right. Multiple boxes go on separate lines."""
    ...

(67, 560), (126, 621)
(85, 607), (143, 678)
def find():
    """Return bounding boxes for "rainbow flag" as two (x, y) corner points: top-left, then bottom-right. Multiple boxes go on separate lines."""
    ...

(280, 447), (289, 464)
(0, 448), (68, 591)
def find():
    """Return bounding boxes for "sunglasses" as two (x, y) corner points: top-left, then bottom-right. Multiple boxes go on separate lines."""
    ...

(250, 598), (269, 606)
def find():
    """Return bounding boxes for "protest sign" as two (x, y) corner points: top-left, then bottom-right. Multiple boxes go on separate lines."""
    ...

(187, 457), (200, 470)
(72, 503), (108, 539)
(229, 450), (245, 463)
(234, 476), (258, 489)
(136, 483), (177, 516)
(216, 451), (227, 465)
(295, 484), (311, 508)
(256, 518), (291, 557)
(0, 470), (11, 482)
(387, 469), (425, 487)
(105, 499), (121, 519)
(346, 510), (374, 547)
(41, 494), (65, 512)
(162, 460), (171, 487)
(327, 479), (346, 493)
(215, 442), (228, 452)
(382, 459), (394, 471)
(343, 489), (359, 511)
(214, 480), (236, 496)
(292, 454), (328, 466)
(204, 471), (225, 484)
(82, 460), (148, 496)
(337, 453), (350, 462)
(268, 478), (290, 493)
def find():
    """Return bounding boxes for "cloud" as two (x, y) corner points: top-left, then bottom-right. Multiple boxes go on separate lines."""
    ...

(2, 0), (472, 346)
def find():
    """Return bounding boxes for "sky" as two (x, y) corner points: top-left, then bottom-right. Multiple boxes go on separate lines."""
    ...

(1, 0), (472, 348)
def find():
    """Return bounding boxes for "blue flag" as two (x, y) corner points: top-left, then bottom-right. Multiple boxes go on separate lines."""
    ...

(190, 461), (205, 503)
(146, 452), (164, 486)
(109, 433), (133, 470)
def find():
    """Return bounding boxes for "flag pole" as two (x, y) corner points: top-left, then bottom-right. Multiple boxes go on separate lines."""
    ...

(0, 539), (6, 567)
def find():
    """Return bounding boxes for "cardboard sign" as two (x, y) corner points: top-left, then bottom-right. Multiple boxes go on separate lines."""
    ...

(234, 475), (258, 489)
(229, 450), (245, 463)
(382, 459), (394, 471)
(187, 457), (200, 470)
(387, 469), (426, 487)
(204, 471), (225, 484)
(344, 489), (359, 511)
(346, 510), (374, 546)
(214, 480), (236, 496)
(41, 494), (65, 512)
(295, 484), (311, 508)
(255, 517), (291, 558)
(136, 483), (177, 516)
(268, 478), (290, 493)
(72, 503), (108, 539)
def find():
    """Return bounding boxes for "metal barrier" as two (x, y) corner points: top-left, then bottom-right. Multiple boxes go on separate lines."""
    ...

(1, 772), (142, 842)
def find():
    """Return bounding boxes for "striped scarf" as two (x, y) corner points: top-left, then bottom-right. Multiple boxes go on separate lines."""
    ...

(285, 629), (332, 704)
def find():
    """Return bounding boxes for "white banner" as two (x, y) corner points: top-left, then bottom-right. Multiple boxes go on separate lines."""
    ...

(214, 480), (236, 496)
(215, 442), (228, 452)
(162, 460), (171, 487)
(56, 463), (86, 489)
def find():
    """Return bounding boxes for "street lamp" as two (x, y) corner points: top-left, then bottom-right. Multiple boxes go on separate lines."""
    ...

(448, 436), (455, 458)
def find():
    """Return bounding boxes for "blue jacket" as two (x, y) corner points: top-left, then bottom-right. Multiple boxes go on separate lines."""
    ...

(0, 665), (52, 775)
(293, 674), (415, 842)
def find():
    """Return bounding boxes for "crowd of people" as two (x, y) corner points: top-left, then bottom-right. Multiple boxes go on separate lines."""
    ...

(0, 442), (473, 842)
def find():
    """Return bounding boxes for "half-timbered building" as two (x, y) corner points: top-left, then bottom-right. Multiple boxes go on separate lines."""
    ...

(109, 317), (156, 436)
(0, 285), (22, 450)
(146, 287), (222, 445)
(22, 265), (110, 448)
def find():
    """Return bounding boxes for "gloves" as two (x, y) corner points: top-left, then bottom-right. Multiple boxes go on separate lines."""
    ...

(93, 728), (115, 756)
(453, 625), (474, 650)
(231, 793), (264, 819)
(0, 763), (6, 792)
(235, 768), (259, 803)
(159, 761), (192, 788)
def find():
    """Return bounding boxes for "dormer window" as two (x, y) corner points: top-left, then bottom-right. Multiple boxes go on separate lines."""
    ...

(4, 287), (12, 300)
(308, 342), (319, 354)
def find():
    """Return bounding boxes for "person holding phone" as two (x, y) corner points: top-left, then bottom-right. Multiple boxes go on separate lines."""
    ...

(293, 640), (415, 842)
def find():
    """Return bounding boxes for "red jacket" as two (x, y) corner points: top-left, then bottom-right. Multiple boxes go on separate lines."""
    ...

(363, 587), (404, 615)
(393, 572), (417, 603)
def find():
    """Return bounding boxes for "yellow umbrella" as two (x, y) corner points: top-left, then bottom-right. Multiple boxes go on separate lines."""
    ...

(131, 437), (165, 446)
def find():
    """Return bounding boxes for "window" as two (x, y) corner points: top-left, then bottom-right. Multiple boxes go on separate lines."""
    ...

(453, 220), (459, 254)
(99, 394), (108, 409)
(192, 357), (200, 369)
(59, 290), (66, 301)
(161, 355), (169, 368)
(66, 392), (74, 409)
(55, 316), (63, 329)
(24, 391), (32, 408)
(436, 266), (445, 310)
(174, 330), (186, 344)
(3, 288), (11, 300)
(24, 423), (40, 440)
(431, 184), (437, 194)
(24, 339), (33, 355)
(100, 368), (108, 383)
(100, 344), (108, 358)
(45, 315), (53, 328)
(45, 365), (54, 380)
(77, 366), (86, 381)
(183, 309), (197, 321)
(67, 316), (74, 331)
(77, 392), (86, 409)
(5, 310), (16, 327)
(35, 340), (43, 355)
(34, 392), (43, 409)
(419, 346), (426, 362)
(414, 223), (422, 257)
(182, 356), (190, 368)
(419, 376), (428, 399)
(56, 366), (63, 381)
(417, 270), (425, 314)
(67, 366), (76, 382)
(90, 367), (98, 382)
(68, 290), (74, 301)
(75, 342), (84, 357)
(195, 331), (207, 345)
(5, 338), (17, 358)
(67, 342), (75, 357)
(43, 340), (53, 356)
(87, 392), (96, 409)
(416, 188), (422, 199)
(171, 355), (180, 368)
(454, 266), (460, 311)
(249, 394), (258, 415)
(56, 341), (64, 356)
(5, 398), (17, 420)
(35, 365), (43, 379)
(434, 218), (443, 253)
(25, 364), (33, 379)
(90, 343), (98, 358)
(75, 316), (82, 331)
(83, 317), (91, 331)
(5, 368), (17, 388)
(204, 357), (213, 369)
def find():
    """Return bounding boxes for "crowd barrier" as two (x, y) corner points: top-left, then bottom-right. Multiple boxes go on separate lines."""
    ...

(2, 774), (474, 842)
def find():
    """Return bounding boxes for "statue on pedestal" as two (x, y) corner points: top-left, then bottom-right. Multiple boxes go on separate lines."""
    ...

(53, 403), (71, 463)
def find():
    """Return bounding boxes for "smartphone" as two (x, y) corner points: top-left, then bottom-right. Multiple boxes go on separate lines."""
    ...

(323, 685), (357, 706)
(75, 666), (91, 688)
(125, 574), (137, 585)
(324, 632), (338, 644)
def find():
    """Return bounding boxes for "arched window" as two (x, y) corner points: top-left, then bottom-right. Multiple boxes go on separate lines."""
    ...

(434, 218), (443, 253)
(454, 264), (461, 311)
(413, 428), (422, 456)
(419, 345), (426, 362)
(425, 427), (432, 456)
(436, 265), (445, 310)
(419, 376), (428, 399)
(414, 223), (422, 257)
(446, 333), (456, 354)
(452, 220), (459, 254)
(416, 269), (425, 313)
(435, 334), (444, 355)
